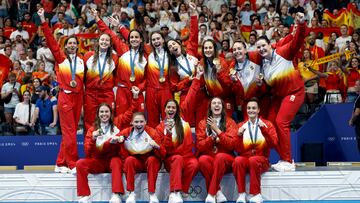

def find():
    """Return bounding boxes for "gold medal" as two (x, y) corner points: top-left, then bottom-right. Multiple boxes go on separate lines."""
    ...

(130, 75), (136, 82)
(70, 80), (77, 88)
(159, 77), (165, 83)
(213, 58), (220, 66)
(229, 68), (236, 76)
(258, 73), (264, 80)
(99, 80), (104, 85)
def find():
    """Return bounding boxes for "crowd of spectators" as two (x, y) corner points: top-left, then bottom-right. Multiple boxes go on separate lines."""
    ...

(0, 0), (359, 135)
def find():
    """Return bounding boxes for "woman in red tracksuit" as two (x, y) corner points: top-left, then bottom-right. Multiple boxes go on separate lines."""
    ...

(92, 9), (147, 117)
(255, 13), (306, 172)
(145, 32), (173, 127)
(233, 98), (278, 203)
(76, 89), (140, 203)
(39, 8), (83, 173)
(155, 98), (199, 202)
(76, 103), (124, 203)
(199, 39), (236, 118)
(167, 3), (203, 126)
(220, 40), (270, 120)
(196, 96), (237, 203)
(119, 112), (166, 203)
(82, 33), (118, 135)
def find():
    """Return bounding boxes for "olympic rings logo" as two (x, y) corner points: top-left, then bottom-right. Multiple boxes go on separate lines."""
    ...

(187, 185), (202, 198)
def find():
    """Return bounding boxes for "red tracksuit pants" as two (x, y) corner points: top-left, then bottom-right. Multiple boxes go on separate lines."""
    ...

(76, 157), (124, 196)
(232, 156), (269, 195)
(198, 153), (234, 195)
(115, 86), (144, 117)
(145, 87), (173, 128)
(84, 89), (114, 135)
(56, 90), (83, 169)
(123, 155), (161, 193)
(267, 90), (305, 162)
(164, 155), (199, 193)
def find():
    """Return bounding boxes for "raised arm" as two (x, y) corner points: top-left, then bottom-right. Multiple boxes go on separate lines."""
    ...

(92, 9), (129, 56)
(276, 13), (307, 61)
(186, 2), (199, 58)
(38, 8), (66, 64)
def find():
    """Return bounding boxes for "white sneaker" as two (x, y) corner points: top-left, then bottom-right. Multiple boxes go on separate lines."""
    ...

(149, 193), (159, 203)
(109, 193), (121, 203)
(54, 165), (70, 174)
(70, 167), (77, 175)
(78, 196), (91, 203)
(126, 192), (135, 203)
(249, 194), (263, 203)
(272, 160), (295, 172)
(205, 194), (216, 203)
(168, 192), (183, 203)
(175, 192), (183, 203)
(216, 190), (227, 203)
(270, 160), (284, 169)
(236, 192), (246, 203)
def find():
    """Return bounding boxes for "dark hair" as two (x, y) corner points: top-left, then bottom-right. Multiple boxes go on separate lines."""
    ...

(206, 97), (226, 135)
(248, 97), (259, 106)
(94, 103), (114, 133)
(128, 29), (145, 63)
(132, 111), (146, 121)
(64, 36), (79, 58)
(257, 35), (270, 43)
(233, 40), (247, 49)
(202, 39), (218, 79)
(164, 99), (184, 144)
(166, 39), (186, 70)
(92, 33), (113, 70)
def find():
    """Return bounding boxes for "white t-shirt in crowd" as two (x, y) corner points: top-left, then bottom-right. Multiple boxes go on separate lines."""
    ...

(13, 102), (35, 124)
(1, 82), (21, 108)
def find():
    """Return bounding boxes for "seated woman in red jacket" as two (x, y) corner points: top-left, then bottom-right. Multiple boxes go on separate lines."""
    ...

(76, 103), (124, 203)
(119, 112), (166, 203)
(233, 98), (278, 203)
(196, 97), (237, 203)
(156, 99), (199, 203)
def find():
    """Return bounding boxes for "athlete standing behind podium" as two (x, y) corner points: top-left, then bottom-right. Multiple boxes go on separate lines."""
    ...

(146, 31), (173, 127)
(92, 8), (147, 117)
(255, 12), (306, 172)
(83, 28), (118, 135)
(39, 8), (84, 174)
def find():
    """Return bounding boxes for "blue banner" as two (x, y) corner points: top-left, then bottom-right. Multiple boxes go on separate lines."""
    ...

(0, 135), (85, 169)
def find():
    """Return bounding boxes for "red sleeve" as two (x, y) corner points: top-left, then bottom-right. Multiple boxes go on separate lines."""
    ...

(84, 127), (96, 158)
(41, 22), (66, 64)
(169, 65), (192, 92)
(180, 78), (200, 122)
(147, 126), (166, 158)
(119, 26), (130, 41)
(273, 34), (293, 48)
(156, 122), (174, 150)
(233, 122), (245, 153)
(186, 15), (199, 58)
(248, 51), (262, 66)
(114, 98), (139, 130)
(260, 120), (278, 148)
(217, 118), (236, 151)
(276, 23), (306, 61)
(97, 19), (129, 56)
(196, 119), (215, 154)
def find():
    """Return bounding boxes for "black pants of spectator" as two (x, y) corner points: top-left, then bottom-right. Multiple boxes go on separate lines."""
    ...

(355, 124), (360, 153)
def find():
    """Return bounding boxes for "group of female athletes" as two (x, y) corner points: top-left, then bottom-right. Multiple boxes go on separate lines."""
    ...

(37, 4), (306, 203)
